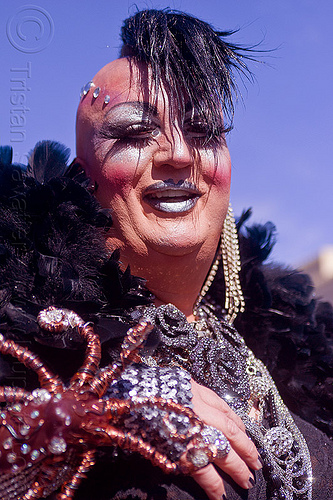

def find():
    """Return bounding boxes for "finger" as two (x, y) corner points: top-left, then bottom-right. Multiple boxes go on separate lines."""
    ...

(191, 382), (261, 471)
(191, 396), (260, 471)
(215, 447), (255, 490)
(191, 380), (245, 432)
(222, 415), (261, 470)
(191, 464), (227, 500)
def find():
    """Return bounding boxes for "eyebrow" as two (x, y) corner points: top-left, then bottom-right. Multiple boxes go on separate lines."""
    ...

(104, 101), (158, 119)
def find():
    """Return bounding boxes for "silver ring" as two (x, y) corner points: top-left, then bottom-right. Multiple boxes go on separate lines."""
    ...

(201, 425), (230, 458)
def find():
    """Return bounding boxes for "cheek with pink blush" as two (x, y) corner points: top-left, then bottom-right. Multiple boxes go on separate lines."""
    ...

(95, 144), (153, 194)
(202, 153), (231, 193)
(94, 154), (140, 203)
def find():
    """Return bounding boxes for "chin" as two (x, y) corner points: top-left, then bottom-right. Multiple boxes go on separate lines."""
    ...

(146, 232), (210, 258)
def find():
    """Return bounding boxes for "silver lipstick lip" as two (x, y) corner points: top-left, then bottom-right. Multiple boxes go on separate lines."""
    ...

(143, 179), (200, 214)
(143, 179), (200, 196)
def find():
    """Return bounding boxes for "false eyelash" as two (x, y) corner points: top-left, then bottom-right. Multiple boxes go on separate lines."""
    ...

(98, 122), (158, 143)
(118, 135), (155, 148)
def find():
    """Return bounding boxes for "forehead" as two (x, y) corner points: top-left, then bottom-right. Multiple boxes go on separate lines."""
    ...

(96, 58), (143, 101)
(76, 58), (167, 157)
(78, 58), (155, 120)
(76, 58), (223, 157)
(77, 57), (204, 127)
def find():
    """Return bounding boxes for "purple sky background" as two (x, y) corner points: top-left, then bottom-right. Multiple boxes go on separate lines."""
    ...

(1, 0), (332, 267)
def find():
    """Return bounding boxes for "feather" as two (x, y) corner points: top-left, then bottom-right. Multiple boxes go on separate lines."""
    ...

(0, 146), (13, 167)
(27, 140), (70, 183)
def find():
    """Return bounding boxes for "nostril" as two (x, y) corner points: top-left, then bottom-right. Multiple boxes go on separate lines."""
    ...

(153, 134), (193, 169)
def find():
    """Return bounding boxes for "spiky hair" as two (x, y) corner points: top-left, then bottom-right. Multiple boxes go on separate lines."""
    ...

(120, 9), (253, 137)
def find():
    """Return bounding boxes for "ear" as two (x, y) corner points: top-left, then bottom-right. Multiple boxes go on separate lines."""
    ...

(73, 156), (88, 172)
(72, 157), (98, 192)
(73, 156), (93, 178)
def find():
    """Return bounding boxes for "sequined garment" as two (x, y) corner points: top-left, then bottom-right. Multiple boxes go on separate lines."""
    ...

(141, 302), (313, 500)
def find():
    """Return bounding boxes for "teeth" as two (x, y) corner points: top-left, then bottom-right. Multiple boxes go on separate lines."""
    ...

(144, 187), (199, 213)
(144, 195), (198, 213)
(150, 190), (191, 199)
(150, 199), (196, 213)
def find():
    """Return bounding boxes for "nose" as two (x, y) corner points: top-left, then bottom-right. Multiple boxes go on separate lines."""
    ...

(153, 127), (193, 170)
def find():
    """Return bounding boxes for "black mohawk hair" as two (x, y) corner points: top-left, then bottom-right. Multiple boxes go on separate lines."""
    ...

(120, 9), (255, 137)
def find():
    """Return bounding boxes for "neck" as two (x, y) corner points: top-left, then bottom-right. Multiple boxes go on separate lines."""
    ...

(118, 247), (216, 320)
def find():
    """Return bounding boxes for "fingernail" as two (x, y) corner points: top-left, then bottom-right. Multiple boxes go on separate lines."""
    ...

(255, 457), (263, 469)
(248, 475), (256, 488)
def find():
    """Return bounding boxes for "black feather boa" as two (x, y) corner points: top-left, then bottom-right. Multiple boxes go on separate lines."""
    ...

(0, 141), (332, 437)
(0, 141), (153, 355)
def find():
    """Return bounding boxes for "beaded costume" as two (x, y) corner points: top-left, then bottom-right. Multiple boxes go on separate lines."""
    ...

(0, 142), (332, 500)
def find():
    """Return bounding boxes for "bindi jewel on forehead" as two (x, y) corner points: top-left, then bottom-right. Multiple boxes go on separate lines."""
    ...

(80, 80), (111, 106)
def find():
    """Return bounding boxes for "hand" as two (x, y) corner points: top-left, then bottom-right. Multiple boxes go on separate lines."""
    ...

(190, 379), (262, 500)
